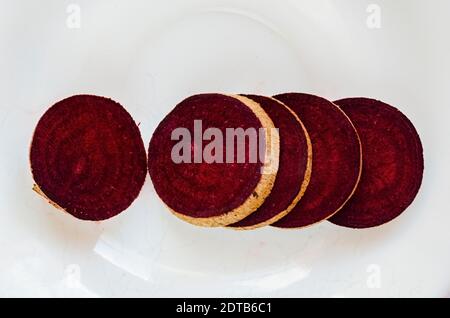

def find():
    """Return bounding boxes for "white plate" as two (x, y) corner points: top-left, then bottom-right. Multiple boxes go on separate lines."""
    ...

(1, 0), (449, 297)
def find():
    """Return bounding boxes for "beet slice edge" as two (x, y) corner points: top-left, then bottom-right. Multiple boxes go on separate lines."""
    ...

(229, 95), (312, 229)
(329, 97), (424, 228)
(148, 93), (279, 227)
(272, 93), (362, 228)
(30, 94), (147, 221)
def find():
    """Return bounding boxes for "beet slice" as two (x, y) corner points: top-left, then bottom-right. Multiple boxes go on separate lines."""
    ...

(229, 95), (312, 229)
(272, 93), (362, 228)
(148, 93), (279, 227)
(329, 98), (424, 228)
(30, 95), (147, 221)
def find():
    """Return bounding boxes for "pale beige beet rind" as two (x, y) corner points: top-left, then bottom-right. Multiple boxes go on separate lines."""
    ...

(230, 96), (312, 230)
(164, 94), (280, 227)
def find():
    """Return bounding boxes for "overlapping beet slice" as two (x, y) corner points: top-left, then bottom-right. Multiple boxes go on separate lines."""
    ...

(272, 93), (362, 228)
(30, 95), (147, 221)
(229, 95), (312, 229)
(329, 98), (424, 228)
(148, 94), (279, 227)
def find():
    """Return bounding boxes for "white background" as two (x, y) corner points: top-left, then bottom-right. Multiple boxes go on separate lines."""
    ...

(0, 0), (449, 297)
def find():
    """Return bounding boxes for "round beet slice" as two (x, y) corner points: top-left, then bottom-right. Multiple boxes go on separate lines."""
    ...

(272, 93), (362, 228)
(30, 95), (147, 221)
(229, 95), (312, 229)
(148, 93), (279, 227)
(329, 98), (424, 228)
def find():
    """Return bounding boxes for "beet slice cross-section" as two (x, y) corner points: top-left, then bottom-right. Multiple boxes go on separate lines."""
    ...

(272, 93), (362, 228)
(148, 93), (279, 227)
(30, 95), (147, 221)
(229, 95), (312, 229)
(329, 98), (424, 228)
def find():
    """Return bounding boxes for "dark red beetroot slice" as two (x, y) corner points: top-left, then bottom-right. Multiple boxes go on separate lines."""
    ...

(30, 95), (147, 221)
(148, 94), (279, 227)
(272, 93), (362, 228)
(329, 98), (424, 228)
(229, 95), (312, 229)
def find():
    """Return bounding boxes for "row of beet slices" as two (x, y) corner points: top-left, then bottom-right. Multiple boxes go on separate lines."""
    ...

(30, 93), (424, 229)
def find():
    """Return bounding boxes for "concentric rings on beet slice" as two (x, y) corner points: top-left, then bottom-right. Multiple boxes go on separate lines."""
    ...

(229, 95), (312, 229)
(30, 95), (147, 221)
(329, 98), (424, 228)
(148, 93), (279, 227)
(272, 93), (362, 228)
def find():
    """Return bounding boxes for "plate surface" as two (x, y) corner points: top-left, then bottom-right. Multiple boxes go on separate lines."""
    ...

(1, 0), (449, 297)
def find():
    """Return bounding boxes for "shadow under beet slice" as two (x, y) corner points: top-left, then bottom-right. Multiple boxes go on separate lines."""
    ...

(30, 95), (147, 221)
(329, 98), (424, 228)
(148, 94), (279, 227)
(229, 95), (312, 229)
(272, 93), (362, 228)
